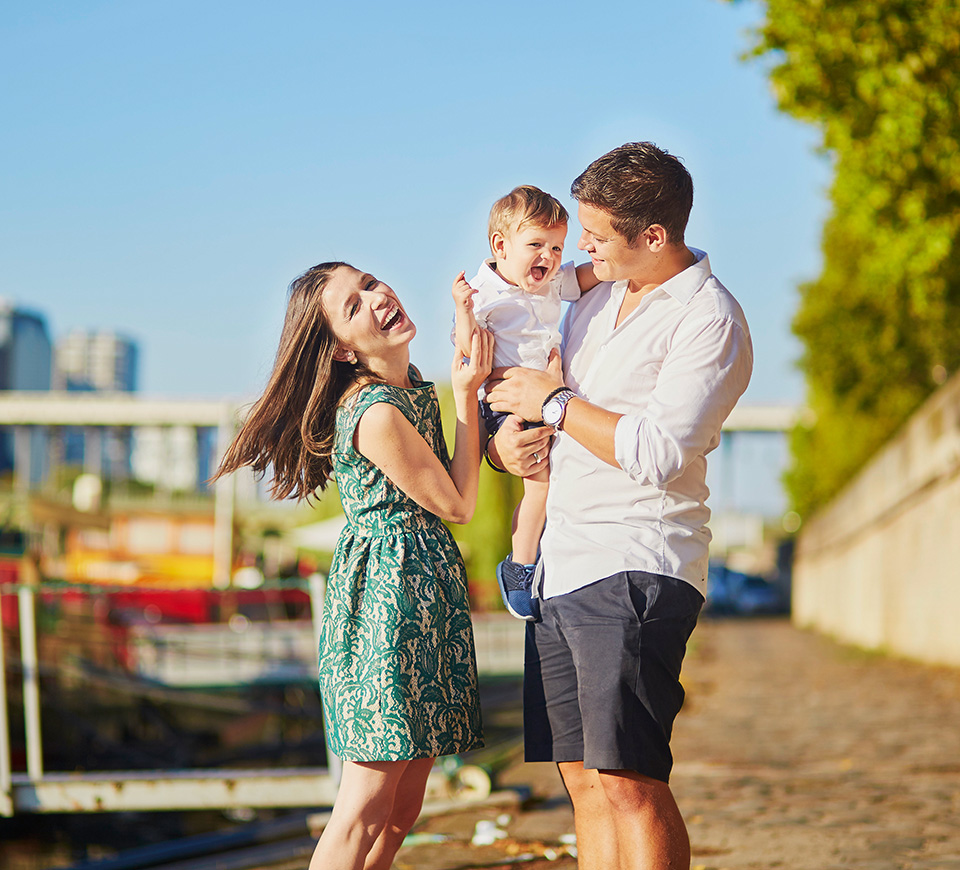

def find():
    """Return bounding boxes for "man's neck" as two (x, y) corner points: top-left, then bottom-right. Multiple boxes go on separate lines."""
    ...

(618, 246), (696, 326)
(627, 245), (696, 295)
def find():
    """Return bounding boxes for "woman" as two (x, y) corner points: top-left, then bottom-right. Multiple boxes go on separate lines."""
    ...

(215, 262), (492, 870)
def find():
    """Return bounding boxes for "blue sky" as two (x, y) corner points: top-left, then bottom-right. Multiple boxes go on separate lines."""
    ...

(2, 0), (830, 405)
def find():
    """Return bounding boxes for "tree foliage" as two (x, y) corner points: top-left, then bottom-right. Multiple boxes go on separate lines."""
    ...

(737, 0), (960, 515)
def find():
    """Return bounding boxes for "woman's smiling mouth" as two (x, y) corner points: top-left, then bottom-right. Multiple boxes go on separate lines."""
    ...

(381, 306), (403, 330)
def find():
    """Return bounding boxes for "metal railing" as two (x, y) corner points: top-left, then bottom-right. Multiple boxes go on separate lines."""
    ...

(0, 577), (524, 816)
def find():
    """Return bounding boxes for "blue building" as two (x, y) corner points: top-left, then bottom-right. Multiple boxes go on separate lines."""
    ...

(0, 300), (53, 483)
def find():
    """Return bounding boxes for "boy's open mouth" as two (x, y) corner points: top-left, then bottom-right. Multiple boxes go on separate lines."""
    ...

(530, 266), (547, 282)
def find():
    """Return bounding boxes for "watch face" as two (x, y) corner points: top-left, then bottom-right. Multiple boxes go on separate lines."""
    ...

(543, 399), (563, 427)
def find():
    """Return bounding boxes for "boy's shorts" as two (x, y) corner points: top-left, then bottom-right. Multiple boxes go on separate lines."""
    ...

(481, 400), (545, 437)
(523, 570), (703, 783)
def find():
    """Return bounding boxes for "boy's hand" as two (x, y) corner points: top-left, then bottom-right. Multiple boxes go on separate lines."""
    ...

(452, 271), (477, 311)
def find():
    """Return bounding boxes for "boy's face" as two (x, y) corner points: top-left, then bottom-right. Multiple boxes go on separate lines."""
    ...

(491, 222), (566, 294)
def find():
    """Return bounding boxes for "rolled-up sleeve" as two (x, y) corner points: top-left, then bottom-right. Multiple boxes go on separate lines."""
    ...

(614, 314), (753, 486)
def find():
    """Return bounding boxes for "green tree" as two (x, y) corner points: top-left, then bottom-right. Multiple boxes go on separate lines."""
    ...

(735, 0), (960, 515)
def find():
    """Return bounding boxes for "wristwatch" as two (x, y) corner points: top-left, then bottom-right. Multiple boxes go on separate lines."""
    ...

(541, 388), (577, 431)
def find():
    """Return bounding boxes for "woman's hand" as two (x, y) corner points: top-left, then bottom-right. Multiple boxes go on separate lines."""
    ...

(451, 327), (494, 399)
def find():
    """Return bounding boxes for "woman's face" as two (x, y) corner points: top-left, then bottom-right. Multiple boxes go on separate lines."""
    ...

(320, 265), (416, 365)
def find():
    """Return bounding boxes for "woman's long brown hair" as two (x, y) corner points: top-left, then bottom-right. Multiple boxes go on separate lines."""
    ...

(213, 261), (381, 500)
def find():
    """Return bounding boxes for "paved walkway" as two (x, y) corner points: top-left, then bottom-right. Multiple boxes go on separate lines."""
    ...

(396, 617), (960, 870)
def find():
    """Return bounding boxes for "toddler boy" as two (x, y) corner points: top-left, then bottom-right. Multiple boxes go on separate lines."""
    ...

(452, 185), (596, 620)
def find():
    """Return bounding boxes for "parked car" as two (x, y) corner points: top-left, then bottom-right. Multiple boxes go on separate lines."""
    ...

(705, 563), (787, 616)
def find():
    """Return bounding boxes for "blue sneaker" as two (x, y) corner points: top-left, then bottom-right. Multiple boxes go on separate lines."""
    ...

(496, 555), (541, 622)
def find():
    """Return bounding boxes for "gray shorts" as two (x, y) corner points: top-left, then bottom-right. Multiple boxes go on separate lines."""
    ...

(523, 571), (703, 783)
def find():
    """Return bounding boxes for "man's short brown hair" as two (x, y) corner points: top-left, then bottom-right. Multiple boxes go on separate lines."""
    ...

(488, 185), (568, 252)
(571, 142), (693, 246)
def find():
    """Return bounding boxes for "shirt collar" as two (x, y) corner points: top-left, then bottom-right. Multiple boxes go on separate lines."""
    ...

(611, 247), (712, 307)
(478, 258), (516, 294)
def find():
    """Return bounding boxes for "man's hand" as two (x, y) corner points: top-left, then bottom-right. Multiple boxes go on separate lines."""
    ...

(485, 350), (563, 422)
(489, 416), (554, 477)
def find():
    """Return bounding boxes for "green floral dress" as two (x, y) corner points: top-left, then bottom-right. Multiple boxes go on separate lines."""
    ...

(318, 371), (484, 761)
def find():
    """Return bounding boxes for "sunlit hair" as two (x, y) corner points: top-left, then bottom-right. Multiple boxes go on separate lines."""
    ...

(213, 261), (381, 500)
(571, 142), (693, 246)
(487, 185), (568, 254)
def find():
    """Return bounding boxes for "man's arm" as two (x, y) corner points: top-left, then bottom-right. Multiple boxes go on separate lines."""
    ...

(486, 315), (753, 482)
(485, 365), (622, 467)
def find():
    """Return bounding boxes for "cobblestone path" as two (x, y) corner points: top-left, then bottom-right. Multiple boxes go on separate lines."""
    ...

(673, 618), (960, 869)
(397, 617), (960, 870)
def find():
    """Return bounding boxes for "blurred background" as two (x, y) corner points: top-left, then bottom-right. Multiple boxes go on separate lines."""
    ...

(2, 0), (959, 866)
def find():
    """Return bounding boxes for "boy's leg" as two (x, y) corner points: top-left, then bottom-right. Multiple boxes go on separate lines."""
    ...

(511, 471), (549, 564)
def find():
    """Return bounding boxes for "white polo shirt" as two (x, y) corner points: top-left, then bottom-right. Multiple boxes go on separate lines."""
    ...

(541, 249), (753, 599)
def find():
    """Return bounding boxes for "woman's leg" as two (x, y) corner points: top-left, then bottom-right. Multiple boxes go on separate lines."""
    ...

(308, 757), (432, 870)
(363, 756), (434, 870)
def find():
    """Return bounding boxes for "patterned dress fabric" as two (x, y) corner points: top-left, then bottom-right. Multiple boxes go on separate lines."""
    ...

(318, 371), (484, 761)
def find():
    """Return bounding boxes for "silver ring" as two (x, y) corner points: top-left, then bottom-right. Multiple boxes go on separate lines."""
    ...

(533, 452), (540, 463)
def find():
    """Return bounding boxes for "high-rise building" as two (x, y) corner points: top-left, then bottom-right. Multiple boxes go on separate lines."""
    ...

(0, 300), (52, 391)
(53, 331), (139, 479)
(0, 300), (53, 483)
(53, 330), (138, 392)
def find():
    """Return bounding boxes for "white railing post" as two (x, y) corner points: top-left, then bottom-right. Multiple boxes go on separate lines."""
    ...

(212, 404), (237, 590)
(18, 585), (43, 780)
(0, 591), (13, 816)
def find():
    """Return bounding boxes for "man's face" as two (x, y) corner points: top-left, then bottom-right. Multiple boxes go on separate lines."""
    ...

(492, 222), (567, 295)
(577, 203), (652, 283)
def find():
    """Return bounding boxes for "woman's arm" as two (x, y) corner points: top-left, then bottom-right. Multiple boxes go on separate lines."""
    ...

(355, 330), (493, 524)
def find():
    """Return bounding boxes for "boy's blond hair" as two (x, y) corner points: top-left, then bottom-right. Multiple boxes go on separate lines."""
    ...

(488, 185), (568, 254)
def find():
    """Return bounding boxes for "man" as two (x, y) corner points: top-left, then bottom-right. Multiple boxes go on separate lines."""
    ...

(486, 142), (753, 869)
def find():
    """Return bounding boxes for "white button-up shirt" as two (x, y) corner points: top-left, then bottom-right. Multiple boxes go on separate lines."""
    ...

(541, 249), (753, 598)
(467, 259), (582, 371)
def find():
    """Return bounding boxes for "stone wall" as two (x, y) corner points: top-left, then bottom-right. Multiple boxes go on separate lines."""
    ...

(793, 371), (960, 666)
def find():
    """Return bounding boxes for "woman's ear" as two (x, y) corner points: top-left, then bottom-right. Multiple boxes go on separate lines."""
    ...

(333, 346), (356, 363)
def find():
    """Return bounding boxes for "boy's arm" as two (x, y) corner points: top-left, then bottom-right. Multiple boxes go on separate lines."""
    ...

(575, 262), (600, 294)
(452, 271), (480, 356)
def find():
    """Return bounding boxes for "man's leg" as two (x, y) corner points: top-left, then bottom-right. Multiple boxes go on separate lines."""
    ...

(558, 762), (619, 870)
(598, 768), (689, 870)
(559, 762), (689, 870)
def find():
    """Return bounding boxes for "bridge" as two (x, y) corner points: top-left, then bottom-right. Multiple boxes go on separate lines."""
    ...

(0, 392), (803, 587)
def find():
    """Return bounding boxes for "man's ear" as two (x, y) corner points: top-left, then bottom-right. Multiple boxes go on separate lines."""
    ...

(644, 224), (669, 252)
